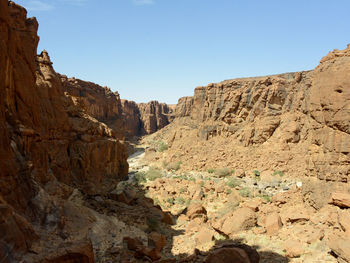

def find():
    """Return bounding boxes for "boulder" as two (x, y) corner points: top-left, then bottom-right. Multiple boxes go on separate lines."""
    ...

(328, 235), (350, 263)
(331, 192), (350, 208)
(216, 208), (257, 236)
(265, 212), (283, 235)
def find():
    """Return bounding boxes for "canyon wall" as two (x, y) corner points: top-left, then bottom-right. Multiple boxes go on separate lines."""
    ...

(60, 78), (175, 138)
(121, 99), (175, 137)
(152, 46), (350, 182)
(60, 75), (125, 139)
(0, 1), (128, 262)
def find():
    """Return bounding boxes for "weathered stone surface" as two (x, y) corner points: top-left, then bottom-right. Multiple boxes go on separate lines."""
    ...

(213, 207), (257, 236)
(121, 99), (174, 137)
(0, 1), (128, 261)
(61, 75), (125, 139)
(331, 192), (350, 208)
(329, 235), (350, 263)
(265, 212), (283, 235)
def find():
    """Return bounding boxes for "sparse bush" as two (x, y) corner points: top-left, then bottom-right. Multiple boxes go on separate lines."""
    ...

(253, 170), (260, 176)
(215, 168), (233, 178)
(146, 167), (163, 181)
(166, 161), (182, 171)
(162, 161), (168, 168)
(175, 196), (185, 205)
(180, 187), (186, 194)
(239, 187), (251, 197)
(167, 197), (175, 204)
(158, 141), (168, 152)
(134, 171), (146, 184)
(273, 170), (284, 177)
(226, 189), (232, 194)
(263, 195), (271, 202)
(253, 170), (261, 182)
(208, 168), (215, 174)
(226, 178), (241, 188)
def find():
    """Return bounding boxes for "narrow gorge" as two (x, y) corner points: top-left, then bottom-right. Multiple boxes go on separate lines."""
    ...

(1, 1), (350, 263)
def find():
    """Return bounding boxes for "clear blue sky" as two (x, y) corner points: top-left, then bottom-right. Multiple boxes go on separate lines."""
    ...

(16, 0), (350, 104)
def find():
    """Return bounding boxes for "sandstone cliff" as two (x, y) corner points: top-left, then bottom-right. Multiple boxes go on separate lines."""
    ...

(60, 75), (125, 139)
(59, 77), (175, 139)
(0, 1), (128, 262)
(146, 46), (350, 182)
(121, 99), (175, 137)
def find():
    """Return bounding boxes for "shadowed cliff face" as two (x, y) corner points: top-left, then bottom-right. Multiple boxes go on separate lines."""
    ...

(149, 46), (350, 182)
(0, 1), (128, 262)
(121, 99), (175, 137)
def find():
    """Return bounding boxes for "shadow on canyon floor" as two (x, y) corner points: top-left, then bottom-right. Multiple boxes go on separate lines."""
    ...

(100, 176), (292, 263)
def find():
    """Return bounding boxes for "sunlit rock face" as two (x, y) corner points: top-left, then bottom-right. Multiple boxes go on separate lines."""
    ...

(162, 45), (350, 182)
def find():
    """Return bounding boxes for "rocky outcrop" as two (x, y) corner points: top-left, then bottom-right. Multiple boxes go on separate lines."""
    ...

(121, 99), (142, 137)
(121, 100), (175, 137)
(60, 75), (125, 139)
(0, 1), (128, 262)
(151, 45), (350, 182)
(138, 101), (175, 134)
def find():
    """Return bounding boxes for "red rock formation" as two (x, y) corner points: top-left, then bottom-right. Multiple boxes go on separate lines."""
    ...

(138, 101), (174, 134)
(156, 46), (350, 182)
(121, 100), (174, 137)
(61, 75), (125, 139)
(121, 99), (143, 137)
(0, 1), (128, 261)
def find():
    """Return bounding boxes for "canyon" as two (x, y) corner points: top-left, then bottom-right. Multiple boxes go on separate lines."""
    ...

(1, 1), (350, 263)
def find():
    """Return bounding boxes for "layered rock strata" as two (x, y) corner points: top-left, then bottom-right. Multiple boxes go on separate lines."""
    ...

(151, 46), (350, 182)
(121, 100), (175, 137)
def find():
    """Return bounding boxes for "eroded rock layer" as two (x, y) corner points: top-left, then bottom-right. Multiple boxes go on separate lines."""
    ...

(149, 46), (350, 182)
(121, 99), (175, 137)
(0, 1), (128, 262)
(60, 75), (125, 139)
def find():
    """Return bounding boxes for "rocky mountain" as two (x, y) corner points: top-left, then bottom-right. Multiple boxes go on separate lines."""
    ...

(146, 45), (350, 183)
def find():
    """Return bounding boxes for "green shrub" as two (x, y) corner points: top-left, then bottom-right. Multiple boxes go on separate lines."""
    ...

(239, 188), (251, 197)
(134, 171), (146, 184)
(179, 187), (186, 194)
(166, 197), (175, 204)
(208, 168), (215, 174)
(215, 168), (233, 178)
(162, 161), (168, 168)
(146, 167), (163, 181)
(166, 161), (182, 171)
(263, 195), (271, 202)
(226, 189), (232, 194)
(253, 170), (260, 176)
(226, 178), (240, 188)
(273, 170), (284, 177)
(175, 196), (185, 205)
(158, 141), (168, 152)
